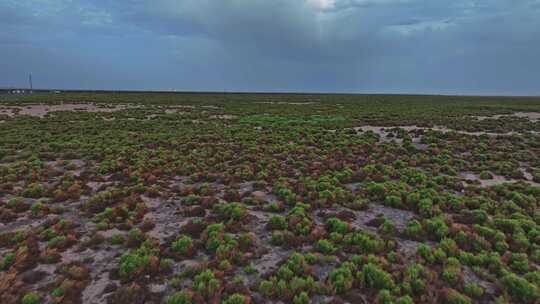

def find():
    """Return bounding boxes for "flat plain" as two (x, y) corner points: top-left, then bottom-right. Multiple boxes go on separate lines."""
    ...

(0, 92), (539, 304)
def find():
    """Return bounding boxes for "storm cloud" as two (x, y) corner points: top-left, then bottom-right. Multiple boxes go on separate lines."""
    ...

(1, 0), (539, 95)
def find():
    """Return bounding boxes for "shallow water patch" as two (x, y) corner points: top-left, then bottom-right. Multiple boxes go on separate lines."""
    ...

(0, 103), (138, 118)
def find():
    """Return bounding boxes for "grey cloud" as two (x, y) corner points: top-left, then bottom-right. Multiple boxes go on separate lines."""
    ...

(0, 0), (539, 94)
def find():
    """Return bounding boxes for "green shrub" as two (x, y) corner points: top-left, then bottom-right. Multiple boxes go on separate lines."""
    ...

(193, 270), (221, 299)
(418, 198), (433, 217)
(343, 232), (384, 254)
(439, 238), (459, 257)
(47, 235), (67, 248)
(512, 232), (530, 252)
(21, 292), (41, 304)
(30, 202), (44, 215)
(406, 192), (421, 208)
(479, 171), (493, 180)
(404, 263), (426, 296)
(289, 276), (317, 294)
(349, 197), (369, 210)
(166, 291), (192, 304)
(509, 253), (529, 273)
(304, 252), (318, 264)
(171, 235), (193, 255)
(425, 217), (449, 240)
(329, 262), (355, 294)
(23, 183), (47, 198)
(433, 248), (447, 264)
(222, 293), (248, 304)
(244, 263), (257, 274)
(128, 228), (145, 244)
(0, 252), (15, 270)
(442, 267), (460, 285)
(367, 183), (386, 200)
(358, 263), (394, 290)
(268, 215), (287, 230)
(84, 188), (127, 213)
(109, 234), (125, 245)
(293, 217), (312, 236)
(218, 259), (232, 271)
(51, 288), (64, 298)
(271, 231), (285, 245)
(386, 251), (398, 263)
(183, 194), (200, 205)
(379, 219), (396, 236)
(441, 257), (461, 285)
(405, 219), (423, 238)
(395, 295), (414, 304)
(205, 223), (225, 251)
(326, 217), (349, 234)
(443, 289), (472, 304)
(384, 195), (401, 207)
(501, 273), (540, 303)
(259, 280), (274, 297)
(293, 291), (309, 304)
(376, 289), (393, 304)
(417, 244), (435, 264)
(524, 271), (540, 286)
(118, 242), (159, 280)
(278, 253), (309, 278)
(463, 283), (484, 298)
(215, 234), (239, 261)
(264, 202), (283, 212)
(216, 202), (247, 223)
(316, 239), (336, 254)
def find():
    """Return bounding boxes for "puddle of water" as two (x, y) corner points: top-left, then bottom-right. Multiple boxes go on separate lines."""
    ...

(312, 263), (337, 280)
(349, 203), (416, 232)
(519, 168), (534, 181)
(141, 196), (187, 243)
(0, 103), (137, 118)
(253, 248), (292, 275)
(256, 101), (316, 105)
(411, 137), (429, 150)
(210, 114), (236, 120)
(514, 112), (540, 121)
(353, 125), (538, 138)
(61, 247), (97, 264)
(80, 248), (122, 304)
(166, 105), (196, 109)
(397, 238), (427, 259)
(247, 208), (276, 243)
(238, 181), (254, 196)
(87, 181), (113, 192)
(460, 171), (540, 188)
(149, 283), (167, 293)
(462, 265), (496, 295)
(33, 264), (57, 286)
(45, 159), (86, 177)
(345, 183), (362, 193)
(473, 112), (540, 122)
(82, 272), (115, 304)
(164, 109), (188, 115)
(98, 228), (125, 239)
(0, 216), (49, 234)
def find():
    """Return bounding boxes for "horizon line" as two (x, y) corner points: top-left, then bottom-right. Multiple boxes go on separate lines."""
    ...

(1, 87), (540, 98)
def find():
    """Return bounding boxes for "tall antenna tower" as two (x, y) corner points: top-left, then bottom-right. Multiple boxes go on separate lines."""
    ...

(29, 74), (33, 92)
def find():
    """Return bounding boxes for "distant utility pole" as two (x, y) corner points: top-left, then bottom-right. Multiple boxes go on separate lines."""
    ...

(29, 74), (33, 92)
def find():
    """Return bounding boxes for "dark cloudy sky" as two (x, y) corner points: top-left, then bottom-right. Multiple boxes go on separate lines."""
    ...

(1, 0), (539, 95)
